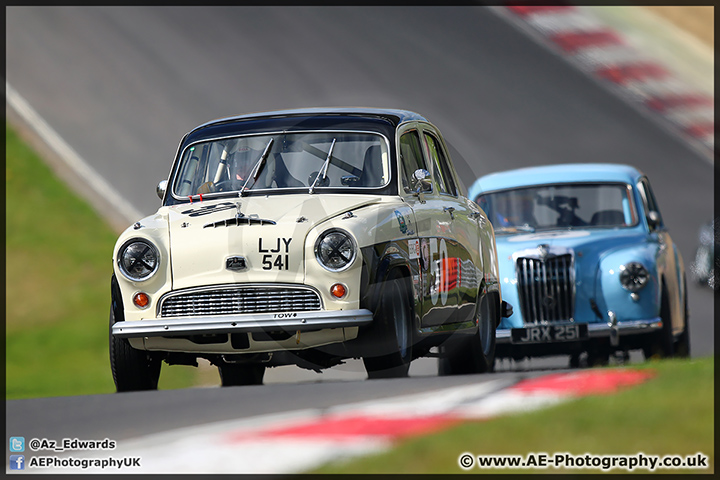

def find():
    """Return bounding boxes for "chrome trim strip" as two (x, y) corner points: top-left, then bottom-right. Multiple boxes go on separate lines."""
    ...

(496, 318), (662, 344)
(586, 318), (662, 337)
(112, 309), (374, 338)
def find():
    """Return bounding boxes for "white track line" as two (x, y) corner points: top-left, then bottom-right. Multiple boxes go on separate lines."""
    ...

(6, 81), (143, 224)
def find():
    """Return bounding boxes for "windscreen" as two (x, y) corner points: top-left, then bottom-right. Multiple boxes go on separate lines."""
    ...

(475, 183), (637, 233)
(172, 131), (390, 197)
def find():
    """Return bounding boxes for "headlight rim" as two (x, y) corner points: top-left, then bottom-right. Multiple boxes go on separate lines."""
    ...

(619, 261), (649, 292)
(117, 238), (161, 282)
(314, 228), (357, 273)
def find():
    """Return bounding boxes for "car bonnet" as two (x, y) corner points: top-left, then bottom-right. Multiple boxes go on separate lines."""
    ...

(165, 195), (381, 289)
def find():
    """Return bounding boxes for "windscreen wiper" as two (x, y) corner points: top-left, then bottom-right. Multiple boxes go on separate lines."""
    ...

(241, 138), (274, 196)
(309, 138), (336, 194)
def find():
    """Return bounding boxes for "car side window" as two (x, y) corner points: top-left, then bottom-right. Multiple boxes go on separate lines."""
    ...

(424, 132), (457, 196)
(399, 130), (429, 192)
(637, 178), (664, 227)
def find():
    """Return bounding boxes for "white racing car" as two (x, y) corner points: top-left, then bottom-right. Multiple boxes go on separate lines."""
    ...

(110, 108), (507, 391)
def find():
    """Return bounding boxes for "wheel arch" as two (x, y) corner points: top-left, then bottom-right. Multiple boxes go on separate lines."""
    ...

(110, 274), (124, 324)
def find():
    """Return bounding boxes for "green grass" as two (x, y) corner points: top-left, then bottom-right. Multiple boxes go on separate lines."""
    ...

(315, 357), (714, 474)
(5, 124), (200, 399)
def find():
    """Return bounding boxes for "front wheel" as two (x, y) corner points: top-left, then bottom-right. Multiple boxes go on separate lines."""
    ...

(362, 272), (414, 379)
(643, 284), (674, 360)
(109, 307), (161, 392)
(674, 276), (691, 358)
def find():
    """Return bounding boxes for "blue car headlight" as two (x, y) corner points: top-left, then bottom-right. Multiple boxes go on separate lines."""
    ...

(619, 262), (649, 292)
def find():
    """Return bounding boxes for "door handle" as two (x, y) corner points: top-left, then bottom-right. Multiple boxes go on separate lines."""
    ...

(469, 210), (486, 226)
(443, 206), (455, 220)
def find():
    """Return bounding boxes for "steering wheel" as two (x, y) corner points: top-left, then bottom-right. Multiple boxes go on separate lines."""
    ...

(213, 180), (237, 192)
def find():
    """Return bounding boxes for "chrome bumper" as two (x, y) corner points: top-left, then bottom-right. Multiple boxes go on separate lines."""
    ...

(112, 309), (374, 339)
(496, 317), (662, 344)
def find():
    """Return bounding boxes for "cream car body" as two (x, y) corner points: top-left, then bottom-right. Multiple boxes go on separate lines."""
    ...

(110, 108), (505, 390)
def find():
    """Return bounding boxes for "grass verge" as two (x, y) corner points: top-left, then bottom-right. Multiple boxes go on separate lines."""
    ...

(314, 356), (714, 474)
(5, 124), (200, 399)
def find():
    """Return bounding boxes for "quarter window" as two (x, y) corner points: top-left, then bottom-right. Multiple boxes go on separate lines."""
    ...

(637, 178), (664, 228)
(638, 178), (662, 224)
(424, 132), (457, 196)
(399, 130), (429, 192)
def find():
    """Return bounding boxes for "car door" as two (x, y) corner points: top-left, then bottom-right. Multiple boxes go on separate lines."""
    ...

(421, 126), (481, 325)
(636, 176), (683, 334)
(397, 124), (457, 328)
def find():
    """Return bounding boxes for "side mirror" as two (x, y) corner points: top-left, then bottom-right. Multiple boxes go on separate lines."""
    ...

(647, 211), (661, 230)
(156, 180), (168, 200)
(412, 169), (432, 194)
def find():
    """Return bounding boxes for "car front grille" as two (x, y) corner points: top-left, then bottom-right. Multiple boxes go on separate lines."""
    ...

(159, 285), (322, 317)
(516, 254), (574, 324)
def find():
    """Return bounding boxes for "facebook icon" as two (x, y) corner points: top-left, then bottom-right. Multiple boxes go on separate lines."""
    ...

(9, 455), (25, 470)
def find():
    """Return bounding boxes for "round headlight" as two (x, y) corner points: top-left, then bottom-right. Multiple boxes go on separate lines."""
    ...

(315, 229), (356, 272)
(117, 239), (160, 281)
(619, 262), (648, 292)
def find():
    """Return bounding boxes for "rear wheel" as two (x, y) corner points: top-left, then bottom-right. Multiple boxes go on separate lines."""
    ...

(218, 363), (265, 386)
(438, 294), (497, 375)
(363, 272), (413, 379)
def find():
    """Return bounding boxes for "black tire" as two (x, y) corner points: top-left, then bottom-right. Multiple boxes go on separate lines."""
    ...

(674, 276), (691, 358)
(362, 272), (413, 379)
(438, 294), (497, 375)
(218, 363), (265, 386)
(586, 345), (610, 367)
(568, 353), (581, 369)
(643, 283), (674, 360)
(109, 305), (161, 392)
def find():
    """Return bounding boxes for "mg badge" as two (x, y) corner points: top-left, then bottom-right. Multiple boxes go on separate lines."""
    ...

(226, 256), (247, 271)
(537, 244), (550, 260)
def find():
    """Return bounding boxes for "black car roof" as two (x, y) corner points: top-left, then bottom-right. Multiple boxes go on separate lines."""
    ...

(188, 107), (428, 135)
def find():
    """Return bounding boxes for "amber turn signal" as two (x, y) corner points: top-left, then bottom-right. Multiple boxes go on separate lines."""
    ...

(330, 283), (347, 299)
(133, 292), (150, 308)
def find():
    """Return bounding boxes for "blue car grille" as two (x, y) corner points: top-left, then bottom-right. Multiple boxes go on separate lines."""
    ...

(159, 286), (322, 317)
(515, 254), (574, 324)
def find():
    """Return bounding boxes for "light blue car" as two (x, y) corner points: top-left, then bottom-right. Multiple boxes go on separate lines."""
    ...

(468, 164), (689, 366)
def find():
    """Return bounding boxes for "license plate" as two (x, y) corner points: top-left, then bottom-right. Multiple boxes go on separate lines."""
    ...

(510, 323), (588, 344)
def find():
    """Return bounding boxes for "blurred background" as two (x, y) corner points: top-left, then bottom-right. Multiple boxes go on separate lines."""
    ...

(5, 5), (714, 397)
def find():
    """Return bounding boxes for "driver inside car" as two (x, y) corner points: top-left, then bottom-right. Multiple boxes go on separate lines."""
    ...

(197, 145), (258, 194)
